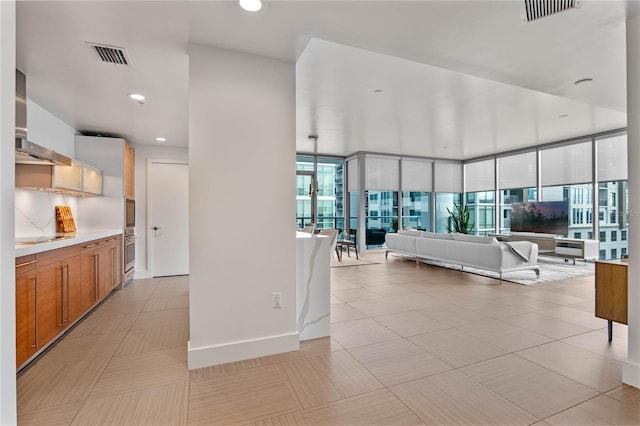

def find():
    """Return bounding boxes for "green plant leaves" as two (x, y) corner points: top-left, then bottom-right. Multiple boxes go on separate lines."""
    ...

(444, 202), (475, 234)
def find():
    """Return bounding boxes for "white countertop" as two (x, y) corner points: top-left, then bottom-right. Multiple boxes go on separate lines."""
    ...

(15, 229), (123, 257)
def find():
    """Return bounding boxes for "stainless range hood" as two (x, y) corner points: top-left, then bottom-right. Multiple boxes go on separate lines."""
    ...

(15, 70), (72, 166)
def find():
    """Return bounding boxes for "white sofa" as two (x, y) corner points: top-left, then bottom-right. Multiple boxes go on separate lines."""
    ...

(385, 230), (540, 281)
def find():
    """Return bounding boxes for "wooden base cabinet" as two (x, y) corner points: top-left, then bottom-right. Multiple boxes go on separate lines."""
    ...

(80, 236), (122, 310)
(15, 256), (37, 367)
(16, 234), (121, 369)
(595, 260), (627, 342)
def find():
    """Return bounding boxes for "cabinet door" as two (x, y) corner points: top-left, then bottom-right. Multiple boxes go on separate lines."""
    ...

(80, 247), (99, 312)
(64, 255), (83, 324)
(36, 262), (64, 349)
(114, 236), (123, 287)
(16, 270), (36, 367)
(97, 243), (113, 300)
(124, 142), (135, 200)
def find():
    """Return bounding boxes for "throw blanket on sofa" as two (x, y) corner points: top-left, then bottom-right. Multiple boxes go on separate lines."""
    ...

(504, 241), (534, 262)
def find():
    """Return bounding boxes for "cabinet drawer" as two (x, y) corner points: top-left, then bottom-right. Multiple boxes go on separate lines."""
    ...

(37, 245), (81, 266)
(16, 255), (36, 274)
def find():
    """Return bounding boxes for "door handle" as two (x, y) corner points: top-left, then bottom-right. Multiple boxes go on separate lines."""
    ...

(153, 226), (161, 231)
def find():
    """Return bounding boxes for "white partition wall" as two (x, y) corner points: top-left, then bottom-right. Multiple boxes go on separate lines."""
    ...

(624, 15), (640, 389)
(188, 44), (298, 369)
(0, 1), (16, 423)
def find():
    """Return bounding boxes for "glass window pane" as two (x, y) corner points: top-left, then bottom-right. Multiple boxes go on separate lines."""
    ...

(499, 188), (536, 233)
(598, 180), (628, 260)
(365, 191), (398, 248)
(296, 155), (314, 171)
(541, 184), (591, 238)
(435, 193), (462, 233)
(316, 157), (344, 230)
(401, 192), (430, 231)
(465, 191), (496, 235)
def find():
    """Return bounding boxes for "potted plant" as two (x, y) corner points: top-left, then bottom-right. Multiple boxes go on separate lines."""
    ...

(445, 202), (475, 234)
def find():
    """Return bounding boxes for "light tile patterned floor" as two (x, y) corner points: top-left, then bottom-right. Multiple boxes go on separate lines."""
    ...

(16, 250), (640, 425)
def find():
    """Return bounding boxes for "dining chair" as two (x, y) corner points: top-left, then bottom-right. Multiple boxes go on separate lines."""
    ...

(318, 228), (341, 260)
(337, 229), (358, 260)
(300, 223), (316, 233)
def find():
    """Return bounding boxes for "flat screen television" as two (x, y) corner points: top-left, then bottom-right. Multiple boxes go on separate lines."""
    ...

(510, 200), (569, 236)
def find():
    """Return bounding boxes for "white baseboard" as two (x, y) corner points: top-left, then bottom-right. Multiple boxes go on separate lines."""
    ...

(134, 269), (152, 279)
(187, 332), (300, 370)
(623, 359), (640, 389)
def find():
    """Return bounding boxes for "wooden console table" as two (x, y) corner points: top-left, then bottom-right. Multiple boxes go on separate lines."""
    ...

(595, 260), (627, 342)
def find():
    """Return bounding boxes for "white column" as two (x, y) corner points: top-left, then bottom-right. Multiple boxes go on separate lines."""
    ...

(0, 1), (16, 423)
(187, 45), (298, 369)
(624, 15), (640, 388)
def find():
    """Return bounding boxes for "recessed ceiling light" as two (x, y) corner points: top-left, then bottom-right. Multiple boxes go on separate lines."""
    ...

(239, 0), (262, 11)
(373, 89), (384, 94)
(573, 78), (593, 85)
(128, 93), (145, 103)
(155, 137), (166, 142)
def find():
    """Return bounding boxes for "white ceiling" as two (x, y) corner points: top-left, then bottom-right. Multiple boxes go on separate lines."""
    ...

(16, 1), (637, 160)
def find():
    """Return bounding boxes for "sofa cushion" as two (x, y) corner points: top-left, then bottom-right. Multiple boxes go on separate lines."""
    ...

(421, 232), (454, 240)
(452, 233), (499, 244)
(399, 229), (423, 237)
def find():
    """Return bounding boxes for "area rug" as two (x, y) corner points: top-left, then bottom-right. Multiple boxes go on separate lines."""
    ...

(331, 256), (381, 268)
(391, 254), (594, 285)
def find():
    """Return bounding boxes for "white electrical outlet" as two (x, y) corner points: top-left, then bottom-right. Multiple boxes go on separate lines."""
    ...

(272, 292), (282, 308)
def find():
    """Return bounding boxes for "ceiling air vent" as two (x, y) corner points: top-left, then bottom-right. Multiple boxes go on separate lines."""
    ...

(87, 42), (131, 65)
(521, 0), (581, 23)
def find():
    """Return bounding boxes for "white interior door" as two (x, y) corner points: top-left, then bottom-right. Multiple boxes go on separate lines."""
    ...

(149, 161), (189, 277)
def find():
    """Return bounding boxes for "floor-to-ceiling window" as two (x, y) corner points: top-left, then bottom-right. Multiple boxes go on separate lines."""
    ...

(597, 133), (628, 260)
(499, 188), (537, 233)
(466, 191), (495, 236)
(401, 158), (433, 231)
(296, 155), (315, 228)
(434, 162), (463, 233)
(316, 157), (344, 230)
(365, 190), (398, 248)
(435, 192), (462, 233)
(541, 184), (592, 239)
(296, 155), (344, 230)
(401, 191), (430, 231)
(465, 159), (496, 235)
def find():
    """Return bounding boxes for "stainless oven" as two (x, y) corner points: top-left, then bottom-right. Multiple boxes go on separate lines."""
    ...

(124, 228), (135, 282)
(125, 199), (135, 228)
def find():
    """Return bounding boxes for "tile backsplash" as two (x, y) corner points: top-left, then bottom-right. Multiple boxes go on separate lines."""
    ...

(15, 189), (79, 236)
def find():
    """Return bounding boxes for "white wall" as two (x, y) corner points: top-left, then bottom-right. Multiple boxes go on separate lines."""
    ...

(15, 189), (78, 237)
(133, 144), (188, 278)
(188, 44), (297, 369)
(0, 2), (16, 423)
(15, 98), (78, 236)
(26, 99), (76, 158)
